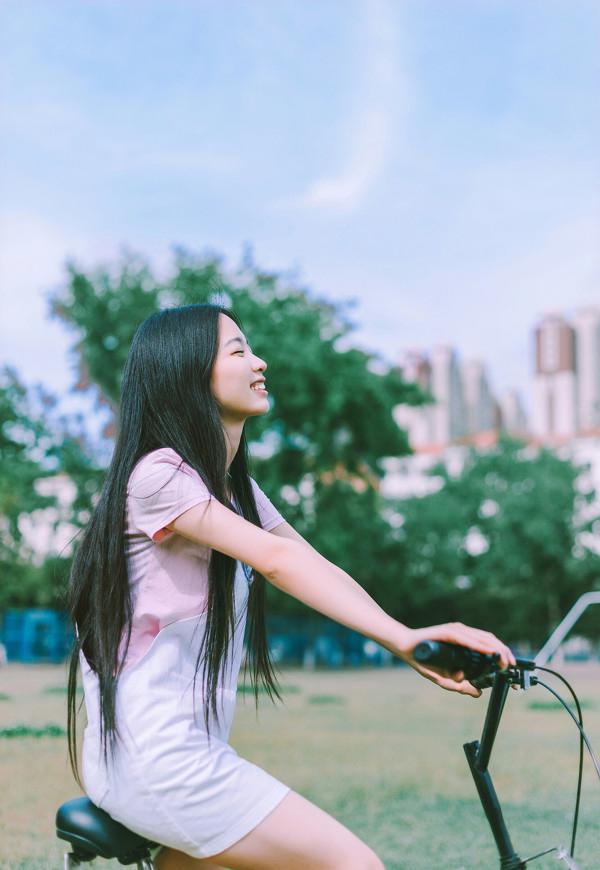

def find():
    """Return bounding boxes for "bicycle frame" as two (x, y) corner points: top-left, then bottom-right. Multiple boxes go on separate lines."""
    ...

(464, 669), (581, 869)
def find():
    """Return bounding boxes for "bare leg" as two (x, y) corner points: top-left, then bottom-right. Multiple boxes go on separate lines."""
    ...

(155, 846), (227, 869)
(207, 790), (384, 870)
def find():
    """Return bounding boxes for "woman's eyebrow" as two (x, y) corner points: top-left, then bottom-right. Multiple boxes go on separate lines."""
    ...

(223, 335), (252, 352)
(225, 336), (249, 348)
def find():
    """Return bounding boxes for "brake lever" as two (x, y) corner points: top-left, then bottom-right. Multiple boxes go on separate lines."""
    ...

(470, 672), (496, 691)
(470, 661), (536, 692)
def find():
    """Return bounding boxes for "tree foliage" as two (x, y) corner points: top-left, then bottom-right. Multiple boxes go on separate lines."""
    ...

(0, 367), (104, 609)
(390, 438), (600, 646)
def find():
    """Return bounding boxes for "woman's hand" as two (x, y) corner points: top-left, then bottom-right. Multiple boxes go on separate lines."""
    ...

(390, 621), (516, 698)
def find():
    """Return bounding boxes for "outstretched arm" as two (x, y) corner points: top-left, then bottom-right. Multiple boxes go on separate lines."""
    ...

(167, 504), (515, 696)
(267, 521), (516, 694)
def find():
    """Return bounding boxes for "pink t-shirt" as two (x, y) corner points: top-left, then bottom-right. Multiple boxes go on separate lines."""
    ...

(121, 447), (285, 671)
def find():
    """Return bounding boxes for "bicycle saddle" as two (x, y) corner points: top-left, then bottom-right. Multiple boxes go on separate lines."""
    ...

(56, 797), (157, 864)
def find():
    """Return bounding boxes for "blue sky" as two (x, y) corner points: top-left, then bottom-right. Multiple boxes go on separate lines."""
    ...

(1, 0), (599, 424)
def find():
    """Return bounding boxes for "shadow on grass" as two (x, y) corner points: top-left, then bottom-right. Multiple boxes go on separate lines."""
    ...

(43, 685), (83, 695)
(236, 682), (301, 695)
(0, 724), (66, 738)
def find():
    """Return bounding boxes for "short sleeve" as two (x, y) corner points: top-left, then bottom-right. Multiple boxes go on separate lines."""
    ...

(250, 478), (285, 532)
(127, 448), (212, 543)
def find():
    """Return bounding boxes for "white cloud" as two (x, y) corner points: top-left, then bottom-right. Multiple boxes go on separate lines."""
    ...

(300, 104), (390, 210)
(283, 0), (406, 213)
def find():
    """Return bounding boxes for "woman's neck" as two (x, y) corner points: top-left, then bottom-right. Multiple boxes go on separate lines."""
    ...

(223, 419), (244, 474)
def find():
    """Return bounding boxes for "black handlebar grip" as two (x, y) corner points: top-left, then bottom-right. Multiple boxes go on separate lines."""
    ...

(413, 640), (501, 681)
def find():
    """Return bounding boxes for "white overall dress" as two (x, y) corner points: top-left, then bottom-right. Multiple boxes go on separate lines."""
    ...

(80, 559), (291, 859)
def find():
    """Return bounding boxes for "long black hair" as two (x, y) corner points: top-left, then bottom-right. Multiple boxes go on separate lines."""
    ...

(67, 303), (281, 786)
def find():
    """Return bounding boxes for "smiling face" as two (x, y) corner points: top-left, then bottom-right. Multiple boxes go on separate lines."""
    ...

(210, 313), (269, 423)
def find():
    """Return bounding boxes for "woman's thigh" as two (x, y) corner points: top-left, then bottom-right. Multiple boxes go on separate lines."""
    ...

(207, 789), (385, 870)
(155, 848), (224, 869)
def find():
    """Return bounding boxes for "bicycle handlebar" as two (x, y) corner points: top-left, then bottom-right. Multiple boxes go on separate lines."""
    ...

(413, 640), (536, 682)
(413, 640), (500, 680)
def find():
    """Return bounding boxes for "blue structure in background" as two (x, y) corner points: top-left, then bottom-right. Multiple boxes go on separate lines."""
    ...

(0, 609), (399, 668)
(266, 615), (397, 668)
(1, 609), (72, 663)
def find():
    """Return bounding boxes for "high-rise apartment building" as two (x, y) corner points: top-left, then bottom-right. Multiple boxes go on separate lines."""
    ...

(531, 314), (577, 439)
(430, 345), (466, 444)
(574, 307), (600, 433)
(396, 343), (526, 452)
(393, 350), (437, 448)
(500, 389), (528, 436)
(400, 349), (431, 391)
(395, 346), (481, 449)
(462, 359), (495, 434)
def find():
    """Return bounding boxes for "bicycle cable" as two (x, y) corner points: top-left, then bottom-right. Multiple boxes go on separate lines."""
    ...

(535, 667), (584, 857)
(533, 678), (600, 777)
(527, 674), (600, 863)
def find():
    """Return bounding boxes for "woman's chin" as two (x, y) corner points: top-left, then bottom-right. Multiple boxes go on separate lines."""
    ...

(249, 401), (270, 416)
(253, 400), (270, 416)
(235, 398), (270, 419)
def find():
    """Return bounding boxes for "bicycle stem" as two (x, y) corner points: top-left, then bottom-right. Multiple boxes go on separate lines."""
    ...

(463, 671), (526, 870)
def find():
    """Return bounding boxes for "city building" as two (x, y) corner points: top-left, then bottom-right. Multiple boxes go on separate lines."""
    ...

(499, 389), (528, 437)
(574, 306), (600, 434)
(430, 345), (466, 444)
(392, 350), (437, 450)
(461, 358), (495, 435)
(395, 345), (515, 452)
(531, 313), (578, 441)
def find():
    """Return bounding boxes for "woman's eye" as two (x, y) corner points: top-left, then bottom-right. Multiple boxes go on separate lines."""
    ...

(233, 350), (245, 355)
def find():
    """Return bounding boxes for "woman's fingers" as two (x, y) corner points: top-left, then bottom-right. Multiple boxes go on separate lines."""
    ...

(444, 625), (512, 660)
(461, 628), (515, 667)
(402, 621), (516, 698)
(412, 661), (482, 698)
(442, 677), (481, 698)
(417, 623), (516, 669)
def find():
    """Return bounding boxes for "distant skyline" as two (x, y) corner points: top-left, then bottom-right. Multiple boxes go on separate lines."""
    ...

(1, 0), (599, 425)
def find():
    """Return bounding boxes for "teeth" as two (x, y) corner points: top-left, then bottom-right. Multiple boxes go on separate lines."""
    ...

(251, 384), (266, 390)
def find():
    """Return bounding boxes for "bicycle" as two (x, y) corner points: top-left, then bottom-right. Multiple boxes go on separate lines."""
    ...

(55, 643), (600, 869)
(413, 641), (600, 869)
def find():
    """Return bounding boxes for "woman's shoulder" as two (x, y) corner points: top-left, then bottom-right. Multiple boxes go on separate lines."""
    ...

(248, 475), (273, 501)
(247, 477), (285, 530)
(131, 446), (183, 476)
(128, 447), (190, 496)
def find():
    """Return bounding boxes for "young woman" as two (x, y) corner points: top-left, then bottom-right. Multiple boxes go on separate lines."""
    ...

(67, 303), (515, 870)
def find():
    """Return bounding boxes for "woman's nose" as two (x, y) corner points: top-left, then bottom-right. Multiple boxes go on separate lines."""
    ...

(253, 355), (267, 371)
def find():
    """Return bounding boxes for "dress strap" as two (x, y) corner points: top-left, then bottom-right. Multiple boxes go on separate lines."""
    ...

(231, 497), (255, 587)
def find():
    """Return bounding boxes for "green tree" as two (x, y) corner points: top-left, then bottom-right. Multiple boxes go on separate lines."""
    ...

(393, 438), (600, 646)
(0, 366), (104, 609)
(0, 367), (57, 606)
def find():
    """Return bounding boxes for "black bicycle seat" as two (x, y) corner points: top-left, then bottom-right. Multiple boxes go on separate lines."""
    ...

(56, 797), (157, 864)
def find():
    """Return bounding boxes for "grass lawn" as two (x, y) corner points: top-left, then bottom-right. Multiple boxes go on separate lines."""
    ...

(1, 661), (599, 869)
